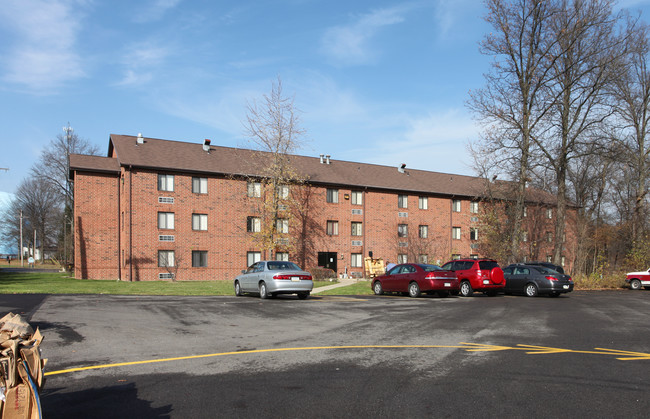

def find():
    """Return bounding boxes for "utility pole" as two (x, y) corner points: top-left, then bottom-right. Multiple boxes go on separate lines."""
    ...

(20, 210), (23, 267)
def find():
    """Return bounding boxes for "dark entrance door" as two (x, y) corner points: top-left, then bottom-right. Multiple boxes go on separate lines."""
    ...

(318, 252), (338, 273)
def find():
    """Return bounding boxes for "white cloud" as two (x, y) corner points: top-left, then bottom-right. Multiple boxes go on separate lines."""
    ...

(320, 6), (407, 66)
(0, 0), (86, 93)
(132, 0), (182, 23)
(114, 42), (171, 87)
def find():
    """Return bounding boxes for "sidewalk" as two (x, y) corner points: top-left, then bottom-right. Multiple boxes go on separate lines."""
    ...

(311, 278), (361, 294)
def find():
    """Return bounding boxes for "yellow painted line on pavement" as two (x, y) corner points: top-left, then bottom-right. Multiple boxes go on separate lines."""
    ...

(45, 342), (650, 376)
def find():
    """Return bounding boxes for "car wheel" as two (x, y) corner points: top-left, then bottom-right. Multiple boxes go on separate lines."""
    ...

(234, 281), (243, 296)
(408, 282), (421, 298)
(629, 279), (642, 290)
(525, 283), (538, 297)
(259, 282), (269, 299)
(438, 291), (449, 298)
(459, 281), (473, 297)
(297, 292), (310, 300)
(373, 281), (384, 295)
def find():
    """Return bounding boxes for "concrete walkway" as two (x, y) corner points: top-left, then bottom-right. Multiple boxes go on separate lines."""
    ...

(311, 278), (366, 294)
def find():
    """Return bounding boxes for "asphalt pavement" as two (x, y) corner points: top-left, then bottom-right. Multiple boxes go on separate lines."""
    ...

(1, 290), (648, 418)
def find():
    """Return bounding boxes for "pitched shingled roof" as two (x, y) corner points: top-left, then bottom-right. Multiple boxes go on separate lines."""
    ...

(69, 133), (557, 204)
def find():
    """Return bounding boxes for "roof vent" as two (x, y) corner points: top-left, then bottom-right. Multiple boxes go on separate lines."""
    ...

(203, 139), (211, 152)
(320, 154), (325, 164)
(136, 133), (144, 145)
(398, 163), (406, 173)
(325, 155), (331, 165)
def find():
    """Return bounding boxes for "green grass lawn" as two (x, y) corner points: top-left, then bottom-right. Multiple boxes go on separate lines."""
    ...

(0, 270), (349, 296)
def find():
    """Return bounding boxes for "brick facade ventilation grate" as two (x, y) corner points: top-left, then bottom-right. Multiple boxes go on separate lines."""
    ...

(352, 240), (363, 246)
(159, 273), (175, 279)
(159, 235), (175, 242)
(352, 209), (362, 215)
(398, 212), (408, 217)
(159, 197), (174, 204)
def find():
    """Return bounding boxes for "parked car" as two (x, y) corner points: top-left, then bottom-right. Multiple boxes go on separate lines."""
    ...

(626, 268), (650, 290)
(440, 259), (505, 297)
(503, 264), (574, 297)
(371, 263), (459, 298)
(526, 261), (565, 274)
(234, 261), (313, 299)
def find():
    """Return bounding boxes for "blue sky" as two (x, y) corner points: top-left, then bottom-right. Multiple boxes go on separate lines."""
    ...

(2, 0), (650, 199)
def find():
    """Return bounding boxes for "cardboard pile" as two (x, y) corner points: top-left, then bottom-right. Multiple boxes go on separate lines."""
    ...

(0, 313), (45, 419)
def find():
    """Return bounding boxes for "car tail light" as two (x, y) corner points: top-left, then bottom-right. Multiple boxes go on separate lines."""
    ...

(546, 276), (558, 282)
(273, 274), (312, 280)
(567, 277), (573, 282)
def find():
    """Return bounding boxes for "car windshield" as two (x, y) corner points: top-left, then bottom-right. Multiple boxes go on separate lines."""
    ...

(267, 261), (301, 271)
(421, 265), (443, 272)
(478, 261), (499, 270)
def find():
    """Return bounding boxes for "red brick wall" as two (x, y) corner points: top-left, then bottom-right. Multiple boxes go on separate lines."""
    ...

(73, 165), (576, 280)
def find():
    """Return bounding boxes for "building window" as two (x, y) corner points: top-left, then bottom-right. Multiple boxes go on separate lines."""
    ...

(351, 191), (363, 205)
(247, 251), (261, 267)
(351, 253), (362, 268)
(523, 206), (528, 217)
(547, 232), (553, 243)
(561, 256), (566, 267)
(192, 177), (208, 194)
(158, 250), (175, 267)
(192, 251), (208, 267)
(398, 194), (408, 209)
(419, 196), (428, 210)
(247, 182), (261, 198)
(546, 255), (553, 263)
(277, 185), (289, 200)
(158, 174), (174, 192)
(470, 227), (478, 241)
(247, 216), (261, 233)
(192, 214), (208, 231)
(452, 200), (461, 212)
(351, 222), (363, 236)
(398, 254), (408, 264)
(276, 218), (289, 234)
(451, 254), (461, 260)
(158, 212), (175, 230)
(452, 227), (461, 240)
(546, 208), (553, 219)
(327, 220), (339, 236)
(419, 254), (428, 264)
(419, 225), (428, 239)
(398, 224), (408, 237)
(276, 252), (289, 261)
(522, 231), (528, 242)
(326, 188), (339, 203)
(470, 201), (479, 214)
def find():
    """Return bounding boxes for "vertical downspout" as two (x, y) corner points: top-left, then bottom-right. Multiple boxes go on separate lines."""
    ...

(363, 187), (367, 263)
(450, 197), (453, 258)
(117, 171), (121, 281)
(129, 165), (133, 282)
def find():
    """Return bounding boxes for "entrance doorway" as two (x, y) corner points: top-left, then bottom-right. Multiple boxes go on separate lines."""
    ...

(318, 252), (338, 273)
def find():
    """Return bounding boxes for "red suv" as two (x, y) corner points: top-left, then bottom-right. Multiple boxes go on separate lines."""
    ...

(440, 259), (505, 297)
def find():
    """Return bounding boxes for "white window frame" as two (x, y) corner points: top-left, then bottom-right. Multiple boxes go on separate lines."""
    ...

(470, 227), (478, 241)
(397, 254), (408, 264)
(158, 174), (174, 192)
(470, 201), (479, 214)
(351, 253), (362, 268)
(247, 251), (261, 267)
(192, 214), (208, 231)
(158, 250), (175, 267)
(418, 254), (428, 264)
(398, 224), (408, 238)
(452, 227), (461, 240)
(327, 188), (339, 203)
(247, 181), (262, 198)
(452, 199), (461, 212)
(522, 231), (528, 242)
(276, 252), (289, 261)
(419, 196), (428, 210)
(326, 220), (339, 236)
(247, 216), (261, 233)
(547, 208), (553, 219)
(351, 191), (363, 205)
(276, 218), (289, 234)
(419, 225), (428, 239)
(351, 222), (363, 236)
(277, 185), (289, 200)
(158, 212), (175, 230)
(192, 250), (208, 267)
(192, 177), (208, 194)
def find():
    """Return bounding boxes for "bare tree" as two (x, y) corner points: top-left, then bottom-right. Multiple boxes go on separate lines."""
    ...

(242, 77), (308, 259)
(468, 0), (561, 263)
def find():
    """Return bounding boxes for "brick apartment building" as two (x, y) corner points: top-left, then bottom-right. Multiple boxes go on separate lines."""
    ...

(68, 134), (574, 281)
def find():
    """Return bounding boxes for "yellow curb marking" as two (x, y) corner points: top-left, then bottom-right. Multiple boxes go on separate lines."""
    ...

(45, 342), (650, 376)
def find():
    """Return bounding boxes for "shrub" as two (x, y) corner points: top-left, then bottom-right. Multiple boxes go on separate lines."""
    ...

(572, 272), (627, 290)
(308, 266), (337, 282)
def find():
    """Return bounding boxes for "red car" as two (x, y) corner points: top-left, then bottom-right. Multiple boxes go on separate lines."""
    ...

(372, 263), (459, 298)
(440, 258), (505, 297)
(626, 268), (650, 290)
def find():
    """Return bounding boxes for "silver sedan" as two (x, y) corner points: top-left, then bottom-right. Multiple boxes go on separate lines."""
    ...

(234, 261), (313, 299)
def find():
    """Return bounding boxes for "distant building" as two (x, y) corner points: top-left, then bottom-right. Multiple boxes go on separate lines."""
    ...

(68, 134), (574, 281)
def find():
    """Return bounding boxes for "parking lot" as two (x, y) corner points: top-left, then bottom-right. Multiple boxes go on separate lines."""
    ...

(2, 291), (649, 418)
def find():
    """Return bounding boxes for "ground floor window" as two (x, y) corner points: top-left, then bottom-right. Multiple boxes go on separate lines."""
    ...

(192, 251), (208, 267)
(351, 253), (362, 268)
(247, 251), (261, 267)
(418, 254), (428, 264)
(397, 254), (407, 264)
(158, 250), (175, 267)
(276, 252), (289, 261)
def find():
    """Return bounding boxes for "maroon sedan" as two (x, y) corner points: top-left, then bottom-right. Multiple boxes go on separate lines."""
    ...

(372, 263), (459, 298)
